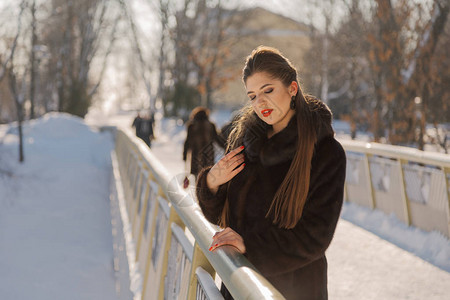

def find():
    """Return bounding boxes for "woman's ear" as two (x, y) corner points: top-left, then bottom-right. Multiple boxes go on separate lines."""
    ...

(289, 81), (298, 96)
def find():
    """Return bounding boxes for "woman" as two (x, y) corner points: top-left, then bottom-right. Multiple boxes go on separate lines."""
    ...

(196, 46), (346, 299)
(183, 106), (223, 176)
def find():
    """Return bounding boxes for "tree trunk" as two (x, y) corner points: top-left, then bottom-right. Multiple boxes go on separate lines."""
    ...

(29, 0), (37, 119)
(8, 68), (25, 163)
(320, 18), (329, 104)
(17, 106), (24, 162)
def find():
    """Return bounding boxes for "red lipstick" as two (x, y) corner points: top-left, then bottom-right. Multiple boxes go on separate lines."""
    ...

(261, 109), (273, 117)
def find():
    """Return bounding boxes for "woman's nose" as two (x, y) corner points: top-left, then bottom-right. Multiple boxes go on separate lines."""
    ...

(255, 94), (266, 105)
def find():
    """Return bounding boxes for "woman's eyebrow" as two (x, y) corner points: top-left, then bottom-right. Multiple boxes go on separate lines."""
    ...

(247, 83), (273, 94)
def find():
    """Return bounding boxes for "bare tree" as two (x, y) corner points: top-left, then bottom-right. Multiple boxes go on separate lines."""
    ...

(304, 0), (449, 149)
(28, 0), (37, 119)
(6, 0), (28, 162)
(156, 0), (246, 116)
(0, 4), (23, 84)
(368, 0), (449, 147)
(117, 0), (154, 111)
(153, 0), (170, 114)
(39, 0), (119, 117)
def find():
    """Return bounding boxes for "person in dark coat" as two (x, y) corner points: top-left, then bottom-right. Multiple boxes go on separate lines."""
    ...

(132, 112), (154, 147)
(131, 112), (142, 138)
(140, 113), (155, 147)
(217, 111), (241, 147)
(183, 107), (222, 176)
(195, 46), (346, 300)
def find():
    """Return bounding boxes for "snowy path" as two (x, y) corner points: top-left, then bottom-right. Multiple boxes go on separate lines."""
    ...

(327, 220), (450, 299)
(0, 115), (118, 300)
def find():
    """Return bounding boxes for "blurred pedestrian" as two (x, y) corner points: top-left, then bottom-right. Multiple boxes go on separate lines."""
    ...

(196, 46), (346, 300)
(140, 112), (155, 147)
(132, 111), (154, 148)
(131, 112), (142, 138)
(183, 107), (222, 177)
(218, 111), (240, 146)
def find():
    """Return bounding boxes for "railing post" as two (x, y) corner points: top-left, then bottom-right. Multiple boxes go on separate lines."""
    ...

(397, 159), (412, 226)
(140, 196), (162, 300)
(187, 242), (216, 300)
(343, 177), (348, 202)
(157, 205), (185, 300)
(444, 167), (450, 239)
(134, 172), (149, 261)
(363, 153), (376, 209)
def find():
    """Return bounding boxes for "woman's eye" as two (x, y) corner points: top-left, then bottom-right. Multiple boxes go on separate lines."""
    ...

(249, 95), (256, 101)
(264, 88), (273, 94)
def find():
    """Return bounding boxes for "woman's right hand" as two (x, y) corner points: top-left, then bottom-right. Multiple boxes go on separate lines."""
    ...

(206, 146), (245, 194)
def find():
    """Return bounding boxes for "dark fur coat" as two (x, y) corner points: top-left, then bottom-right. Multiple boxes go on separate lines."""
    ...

(196, 99), (346, 300)
(183, 119), (222, 176)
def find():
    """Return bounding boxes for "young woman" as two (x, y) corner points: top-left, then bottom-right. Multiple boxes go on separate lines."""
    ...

(195, 46), (346, 299)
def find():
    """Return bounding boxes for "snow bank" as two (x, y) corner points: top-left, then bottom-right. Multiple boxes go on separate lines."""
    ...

(0, 113), (118, 300)
(341, 202), (450, 272)
(1, 112), (112, 173)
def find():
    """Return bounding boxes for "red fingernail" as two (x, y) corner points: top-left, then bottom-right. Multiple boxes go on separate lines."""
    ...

(209, 247), (213, 251)
(240, 146), (244, 149)
(243, 163), (246, 167)
(214, 244), (218, 247)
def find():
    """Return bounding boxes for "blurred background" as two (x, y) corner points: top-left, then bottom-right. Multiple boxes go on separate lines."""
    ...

(0, 0), (448, 152)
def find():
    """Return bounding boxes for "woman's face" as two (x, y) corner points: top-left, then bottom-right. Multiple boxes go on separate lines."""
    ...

(246, 72), (297, 134)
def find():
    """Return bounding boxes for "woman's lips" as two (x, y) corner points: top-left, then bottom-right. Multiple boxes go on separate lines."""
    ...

(261, 109), (273, 117)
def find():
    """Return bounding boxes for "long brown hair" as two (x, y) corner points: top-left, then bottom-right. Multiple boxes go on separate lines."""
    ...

(224, 46), (317, 229)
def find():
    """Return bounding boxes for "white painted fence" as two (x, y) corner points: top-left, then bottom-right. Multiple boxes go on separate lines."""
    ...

(340, 139), (450, 237)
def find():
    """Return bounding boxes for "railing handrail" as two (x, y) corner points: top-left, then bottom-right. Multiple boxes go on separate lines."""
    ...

(339, 137), (450, 239)
(118, 129), (285, 299)
(339, 139), (450, 167)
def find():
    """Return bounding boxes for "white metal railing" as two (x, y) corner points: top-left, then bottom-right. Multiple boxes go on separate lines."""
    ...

(112, 128), (285, 300)
(339, 139), (450, 238)
(195, 267), (224, 300)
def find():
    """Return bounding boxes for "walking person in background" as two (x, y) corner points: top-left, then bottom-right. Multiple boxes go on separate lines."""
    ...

(140, 112), (155, 148)
(218, 111), (240, 147)
(183, 107), (223, 177)
(196, 46), (346, 299)
(131, 112), (142, 139)
(132, 111), (154, 148)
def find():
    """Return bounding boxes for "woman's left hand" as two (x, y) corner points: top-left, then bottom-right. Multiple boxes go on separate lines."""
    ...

(209, 227), (246, 254)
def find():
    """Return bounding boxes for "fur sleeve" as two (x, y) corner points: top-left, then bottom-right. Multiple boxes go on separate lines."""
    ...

(196, 167), (228, 225)
(244, 137), (346, 277)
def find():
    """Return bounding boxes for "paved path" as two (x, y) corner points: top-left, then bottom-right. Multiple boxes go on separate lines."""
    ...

(327, 219), (450, 299)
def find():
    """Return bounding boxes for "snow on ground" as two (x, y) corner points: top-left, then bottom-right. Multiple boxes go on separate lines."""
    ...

(0, 113), (118, 300)
(340, 202), (450, 272)
(1, 110), (449, 299)
(327, 219), (450, 300)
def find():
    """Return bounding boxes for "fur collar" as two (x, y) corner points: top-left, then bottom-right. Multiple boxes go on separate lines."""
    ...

(243, 98), (334, 166)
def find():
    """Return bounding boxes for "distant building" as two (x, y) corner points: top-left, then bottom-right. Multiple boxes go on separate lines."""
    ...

(213, 7), (311, 108)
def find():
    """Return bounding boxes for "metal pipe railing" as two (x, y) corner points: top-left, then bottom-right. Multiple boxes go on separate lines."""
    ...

(113, 128), (285, 299)
(340, 139), (450, 167)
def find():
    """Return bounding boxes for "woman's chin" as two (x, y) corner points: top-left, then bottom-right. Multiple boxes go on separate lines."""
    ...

(257, 115), (274, 125)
